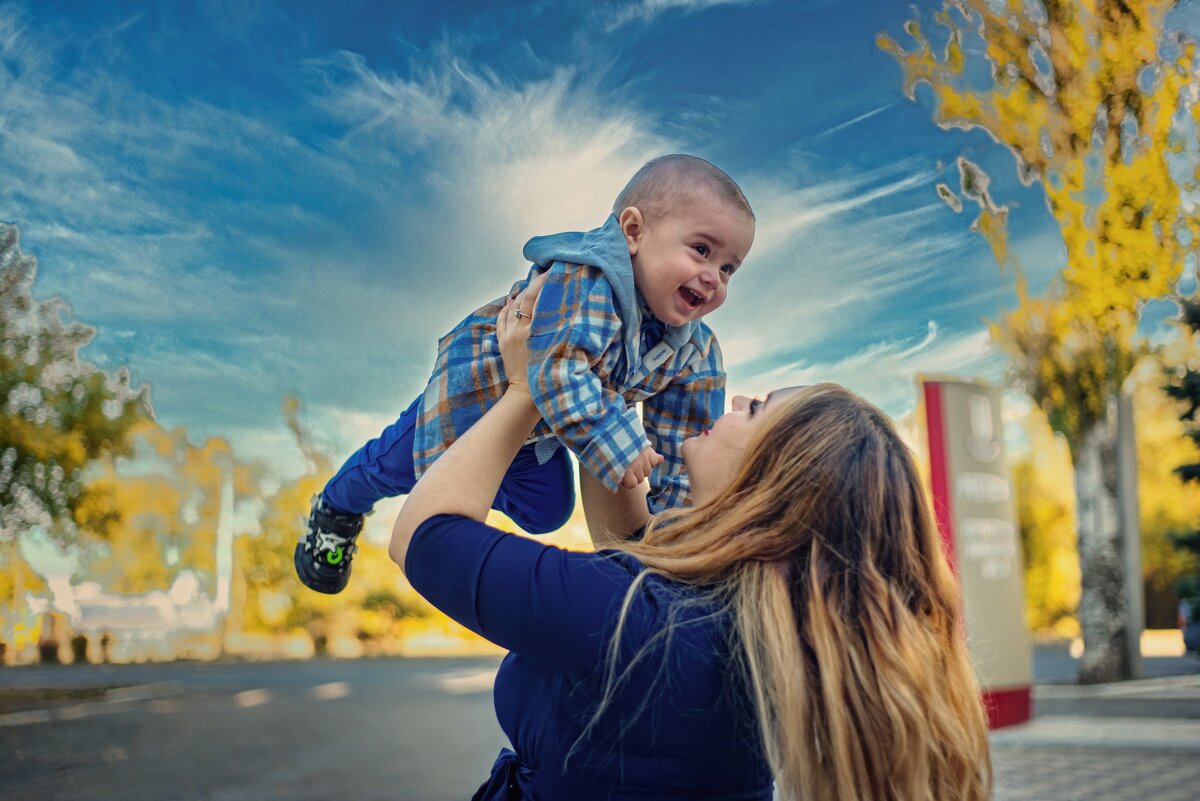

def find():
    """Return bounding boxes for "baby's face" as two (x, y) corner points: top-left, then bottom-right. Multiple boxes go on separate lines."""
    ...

(626, 191), (754, 327)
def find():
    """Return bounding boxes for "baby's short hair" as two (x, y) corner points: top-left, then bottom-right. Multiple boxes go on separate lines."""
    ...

(612, 154), (754, 223)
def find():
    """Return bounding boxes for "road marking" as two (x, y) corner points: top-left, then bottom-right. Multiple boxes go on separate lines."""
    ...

(235, 688), (273, 708)
(55, 699), (140, 721)
(436, 667), (498, 695)
(0, 680), (187, 727)
(102, 745), (129, 762)
(55, 704), (98, 721)
(106, 681), (184, 702)
(309, 681), (351, 701)
(0, 709), (53, 727)
(149, 699), (178, 714)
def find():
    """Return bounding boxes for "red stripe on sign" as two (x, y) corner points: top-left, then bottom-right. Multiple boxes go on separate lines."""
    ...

(923, 382), (956, 572)
(982, 685), (1032, 729)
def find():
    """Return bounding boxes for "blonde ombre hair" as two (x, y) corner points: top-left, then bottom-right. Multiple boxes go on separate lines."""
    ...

(610, 384), (992, 801)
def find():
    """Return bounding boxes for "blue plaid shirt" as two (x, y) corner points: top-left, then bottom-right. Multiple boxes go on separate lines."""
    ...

(413, 262), (725, 513)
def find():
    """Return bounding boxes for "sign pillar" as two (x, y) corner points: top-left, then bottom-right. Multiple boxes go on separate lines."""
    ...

(923, 379), (1033, 728)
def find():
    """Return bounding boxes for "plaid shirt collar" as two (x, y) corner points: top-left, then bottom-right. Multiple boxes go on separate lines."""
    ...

(635, 293), (700, 353)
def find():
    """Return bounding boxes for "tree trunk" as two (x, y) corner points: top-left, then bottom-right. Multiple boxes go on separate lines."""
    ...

(1116, 392), (1143, 679)
(1072, 396), (1133, 684)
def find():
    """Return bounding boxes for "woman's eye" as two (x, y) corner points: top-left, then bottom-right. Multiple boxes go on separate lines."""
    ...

(749, 398), (762, 416)
(693, 244), (709, 257)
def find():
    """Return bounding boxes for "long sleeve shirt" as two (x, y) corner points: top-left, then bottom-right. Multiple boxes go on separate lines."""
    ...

(406, 513), (774, 800)
(412, 218), (725, 512)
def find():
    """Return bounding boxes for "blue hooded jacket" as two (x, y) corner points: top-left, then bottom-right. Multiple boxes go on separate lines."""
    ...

(411, 215), (726, 512)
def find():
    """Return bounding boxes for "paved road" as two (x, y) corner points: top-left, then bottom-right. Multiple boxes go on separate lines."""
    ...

(1, 652), (1198, 800)
(2, 658), (509, 801)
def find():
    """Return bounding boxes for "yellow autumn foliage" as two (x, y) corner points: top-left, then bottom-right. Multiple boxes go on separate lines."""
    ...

(881, 0), (1199, 443)
(0, 544), (48, 607)
(80, 422), (235, 595)
(1014, 348), (1200, 633)
(1134, 350), (1200, 591)
(232, 398), (431, 644)
(1012, 407), (1080, 635)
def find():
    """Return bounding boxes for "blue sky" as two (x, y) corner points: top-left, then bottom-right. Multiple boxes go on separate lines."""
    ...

(3, 0), (1197, 480)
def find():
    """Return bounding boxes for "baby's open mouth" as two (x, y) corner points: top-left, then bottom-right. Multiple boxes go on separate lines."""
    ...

(679, 287), (705, 309)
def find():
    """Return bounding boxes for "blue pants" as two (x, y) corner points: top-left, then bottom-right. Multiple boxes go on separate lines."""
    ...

(322, 397), (575, 535)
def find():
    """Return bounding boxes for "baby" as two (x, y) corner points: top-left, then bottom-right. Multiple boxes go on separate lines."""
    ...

(296, 154), (755, 593)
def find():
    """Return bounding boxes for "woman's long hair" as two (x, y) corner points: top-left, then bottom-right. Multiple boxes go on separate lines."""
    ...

(615, 384), (992, 801)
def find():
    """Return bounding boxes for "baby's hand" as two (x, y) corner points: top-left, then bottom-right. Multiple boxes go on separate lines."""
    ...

(620, 447), (664, 489)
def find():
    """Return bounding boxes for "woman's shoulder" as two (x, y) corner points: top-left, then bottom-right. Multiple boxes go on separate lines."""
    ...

(580, 548), (652, 601)
(590, 548), (722, 622)
(592, 547), (643, 574)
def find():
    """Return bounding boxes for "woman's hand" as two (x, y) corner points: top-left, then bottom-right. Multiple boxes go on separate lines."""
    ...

(389, 272), (550, 573)
(497, 271), (549, 396)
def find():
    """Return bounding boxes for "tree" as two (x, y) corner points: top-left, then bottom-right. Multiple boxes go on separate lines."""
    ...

(1014, 352), (1200, 635)
(881, 0), (1200, 682)
(79, 423), (250, 596)
(233, 397), (427, 648)
(0, 224), (149, 653)
(0, 224), (150, 544)
(1164, 294), (1200, 615)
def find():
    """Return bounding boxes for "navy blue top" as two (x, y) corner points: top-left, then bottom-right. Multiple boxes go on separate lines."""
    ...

(406, 514), (774, 801)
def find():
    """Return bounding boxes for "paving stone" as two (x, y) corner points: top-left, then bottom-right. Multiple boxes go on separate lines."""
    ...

(992, 745), (1200, 801)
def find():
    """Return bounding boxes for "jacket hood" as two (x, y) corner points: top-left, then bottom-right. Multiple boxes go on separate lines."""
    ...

(522, 214), (697, 372)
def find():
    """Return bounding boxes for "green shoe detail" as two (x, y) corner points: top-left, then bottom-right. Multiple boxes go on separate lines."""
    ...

(326, 546), (344, 565)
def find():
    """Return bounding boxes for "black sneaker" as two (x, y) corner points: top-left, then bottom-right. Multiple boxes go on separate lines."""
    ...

(294, 495), (365, 594)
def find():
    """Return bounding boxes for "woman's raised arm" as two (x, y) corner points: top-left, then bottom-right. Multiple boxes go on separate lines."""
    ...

(388, 277), (547, 573)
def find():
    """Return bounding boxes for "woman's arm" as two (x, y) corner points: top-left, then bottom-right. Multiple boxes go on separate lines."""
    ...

(579, 469), (652, 548)
(389, 282), (544, 573)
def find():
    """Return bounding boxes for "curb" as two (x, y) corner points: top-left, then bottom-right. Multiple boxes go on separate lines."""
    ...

(1034, 673), (1200, 700)
(0, 681), (185, 728)
(990, 714), (1200, 752)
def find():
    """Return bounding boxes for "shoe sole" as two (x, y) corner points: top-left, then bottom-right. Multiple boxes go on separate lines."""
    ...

(294, 543), (351, 594)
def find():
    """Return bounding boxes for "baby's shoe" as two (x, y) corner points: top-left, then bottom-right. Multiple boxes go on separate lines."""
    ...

(294, 495), (364, 594)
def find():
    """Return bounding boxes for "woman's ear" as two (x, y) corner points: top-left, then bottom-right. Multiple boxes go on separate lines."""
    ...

(618, 207), (644, 257)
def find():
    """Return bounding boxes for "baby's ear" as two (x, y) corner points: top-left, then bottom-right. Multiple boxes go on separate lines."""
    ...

(618, 207), (644, 255)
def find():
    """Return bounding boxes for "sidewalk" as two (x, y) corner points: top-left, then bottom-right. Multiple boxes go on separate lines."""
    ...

(990, 674), (1200, 801)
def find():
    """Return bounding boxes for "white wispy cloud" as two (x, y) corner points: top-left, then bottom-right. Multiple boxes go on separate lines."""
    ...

(819, 99), (902, 137)
(0, 14), (409, 439)
(27, 38), (670, 460)
(713, 169), (985, 375)
(288, 49), (675, 381)
(748, 158), (939, 258)
(0, 7), (1013, 484)
(728, 323), (1005, 418)
(0, 19), (312, 323)
(315, 50), (668, 240)
(301, 47), (1000, 446)
(604, 0), (762, 31)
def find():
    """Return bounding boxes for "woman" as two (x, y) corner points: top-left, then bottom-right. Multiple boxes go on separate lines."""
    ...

(390, 285), (992, 801)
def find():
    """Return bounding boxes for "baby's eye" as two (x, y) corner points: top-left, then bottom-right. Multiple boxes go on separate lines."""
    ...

(749, 398), (762, 416)
(693, 244), (709, 257)
(721, 264), (737, 275)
